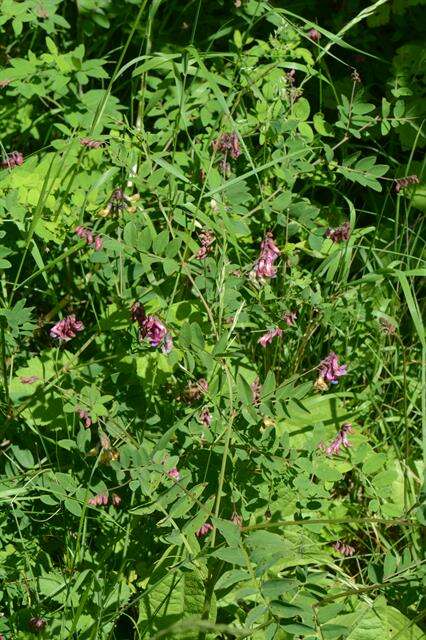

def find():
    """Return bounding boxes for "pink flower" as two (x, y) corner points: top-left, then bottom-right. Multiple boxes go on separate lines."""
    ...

(321, 423), (352, 456)
(50, 315), (84, 342)
(251, 377), (262, 406)
(195, 229), (215, 260)
(199, 408), (212, 427)
(88, 493), (108, 506)
(76, 408), (92, 428)
(283, 311), (297, 326)
(94, 235), (103, 251)
(258, 327), (282, 348)
(308, 28), (321, 42)
(231, 512), (243, 528)
(28, 617), (47, 632)
(318, 352), (347, 384)
(196, 522), (214, 537)
(111, 493), (121, 507)
(167, 467), (180, 481)
(395, 175), (419, 192)
(325, 222), (351, 243)
(75, 226), (102, 250)
(20, 375), (39, 384)
(333, 540), (355, 556)
(1, 151), (24, 169)
(80, 138), (104, 149)
(252, 232), (281, 280)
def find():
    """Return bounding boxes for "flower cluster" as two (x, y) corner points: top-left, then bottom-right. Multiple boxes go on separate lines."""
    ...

(28, 617), (47, 633)
(50, 315), (84, 342)
(283, 311), (297, 326)
(167, 467), (180, 481)
(325, 221), (351, 243)
(321, 423), (353, 456)
(251, 232), (281, 280)
(100, 188), (140, 217)
(308, 28), (321, 42)
(317, 352), (347, 385)
(80, 137), (104, 149)
(379, 317), (397, 335)
(75, 226), (103, 250)
(199, 407), (212, 427)
(182, 378), (208, 403)
(212, 132), (241, 159)
(88, 493), (121, 507)
(76, 407), (92, 428)
(131, 302), (173, 353)
(231, 512), (243, 528)
(196, 522), (214, 537)
(21, 375), (39, 384)
(394, 174), (419, 192)
(251, 377), (262, 406)
(258, 327), (282, 348)
(1, 150), (24, 169)
(195, 229), (215, 260)
(333, 540), (355, 556)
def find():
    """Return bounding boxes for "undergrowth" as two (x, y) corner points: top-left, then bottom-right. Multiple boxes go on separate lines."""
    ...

(0, 0), (425, 638)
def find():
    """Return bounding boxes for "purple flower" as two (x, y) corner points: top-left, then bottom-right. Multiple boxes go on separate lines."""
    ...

(258, 327), (283, 348)
(131, 301), (146, 324)
(308, 28), (321, 42)
(322, 423), (353, 456)
(325, 222), (351, 243)
(333, 540), (355, 556)
(283, 311), (297, 326)
(100, 188), (140, 216)
(167, 467), (180, 481)
(28, 617), (47, 633)
(196, 522), (214, 538)
(318, 352), (347, 384)
(395, 175), (419, 192)
(251, 377), (262, 406)
(20, 375), (39, 384)
(212, 132), (241, 159)
(50, 315), (84, 342)
(1, 151), (24, 169)
(199, 407), (212, 427)
(195, 230), (215, 260)
(80, 137), (104, 149)
(140, 315), (168, 348)
(162, 333), (173, 354)
(131, 303), (172, 352)
(252, 232), (281, 280)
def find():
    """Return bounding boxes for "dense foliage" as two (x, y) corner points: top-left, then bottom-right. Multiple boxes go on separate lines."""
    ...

(0, 0), (425, 638)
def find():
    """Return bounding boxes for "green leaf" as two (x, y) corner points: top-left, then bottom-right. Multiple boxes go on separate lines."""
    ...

(292, 97), (310, 121)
